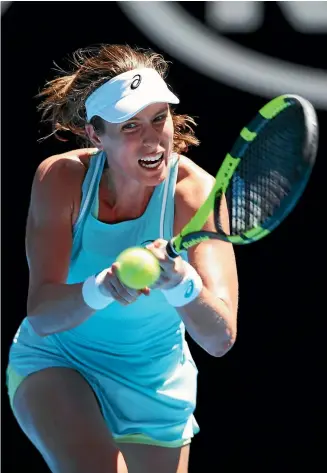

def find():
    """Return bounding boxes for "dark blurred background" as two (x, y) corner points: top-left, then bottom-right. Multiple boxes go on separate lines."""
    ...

(2, 2), (326, 472)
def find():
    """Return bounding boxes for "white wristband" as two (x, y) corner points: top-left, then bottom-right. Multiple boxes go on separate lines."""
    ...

(82, 270), (114, 310)
(161, 262), (203, 307)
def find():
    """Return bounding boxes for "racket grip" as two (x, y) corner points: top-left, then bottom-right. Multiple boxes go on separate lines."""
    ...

(165, 239), (180, 259)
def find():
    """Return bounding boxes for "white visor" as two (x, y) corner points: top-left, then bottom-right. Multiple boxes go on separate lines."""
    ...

(85, 68), (180, 123)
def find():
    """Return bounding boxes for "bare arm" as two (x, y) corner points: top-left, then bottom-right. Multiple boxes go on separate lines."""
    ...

(25, 155), (98, 336)
(176, 238), (238, 358)
(174, 159), (238, 357)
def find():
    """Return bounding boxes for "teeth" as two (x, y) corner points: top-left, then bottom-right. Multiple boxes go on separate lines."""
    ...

(138, 152), (163, 169)
(140, 153), (163, 162)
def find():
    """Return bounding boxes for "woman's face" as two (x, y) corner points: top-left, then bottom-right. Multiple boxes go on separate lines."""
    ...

(89, 103), (174, 187)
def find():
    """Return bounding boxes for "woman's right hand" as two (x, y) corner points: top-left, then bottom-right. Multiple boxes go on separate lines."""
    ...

(97, 262), (150, 306)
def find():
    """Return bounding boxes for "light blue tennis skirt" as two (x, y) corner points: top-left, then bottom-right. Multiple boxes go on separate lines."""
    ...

(7, 320), (200, 448)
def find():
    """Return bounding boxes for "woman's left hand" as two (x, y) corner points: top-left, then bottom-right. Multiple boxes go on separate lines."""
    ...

(145, 239), (186, 290)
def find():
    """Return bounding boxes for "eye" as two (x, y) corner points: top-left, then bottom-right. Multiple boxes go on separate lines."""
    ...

(121, 122), (139, 132)
(153, 114), (167, 123)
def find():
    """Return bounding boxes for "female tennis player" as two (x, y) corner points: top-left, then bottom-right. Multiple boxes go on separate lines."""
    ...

(6, 44), (238, 473)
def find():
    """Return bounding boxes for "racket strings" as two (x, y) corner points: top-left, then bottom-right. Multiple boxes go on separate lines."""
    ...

(226, 106), (306, 235)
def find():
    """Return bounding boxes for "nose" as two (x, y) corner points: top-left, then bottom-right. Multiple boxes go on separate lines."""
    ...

(141, 124), (160, 149)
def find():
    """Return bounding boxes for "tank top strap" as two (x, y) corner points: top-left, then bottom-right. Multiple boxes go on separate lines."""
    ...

(130, 152), (179, 241)
(71, 150), (106, 260)
(159, 153), (179, 240)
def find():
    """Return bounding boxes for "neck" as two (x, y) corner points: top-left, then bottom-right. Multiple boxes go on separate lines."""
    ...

(101, 167), (155, 220)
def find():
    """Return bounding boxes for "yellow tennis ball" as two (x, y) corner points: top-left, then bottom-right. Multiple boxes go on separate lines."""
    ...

(116, 247), (161, 290)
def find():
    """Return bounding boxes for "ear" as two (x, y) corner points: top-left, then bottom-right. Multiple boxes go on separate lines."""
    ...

(85, 124), (104, 150)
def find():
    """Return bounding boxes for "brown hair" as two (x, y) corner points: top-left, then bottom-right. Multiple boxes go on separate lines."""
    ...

(37, 44), (200, 153)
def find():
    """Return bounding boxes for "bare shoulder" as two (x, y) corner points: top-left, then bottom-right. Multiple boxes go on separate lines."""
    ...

(35, 147), (98, 179)
(176, 155), (215, 209)
(31, 148), (98, 224)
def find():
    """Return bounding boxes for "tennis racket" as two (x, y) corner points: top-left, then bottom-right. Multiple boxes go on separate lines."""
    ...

(166, 94), (318, 258)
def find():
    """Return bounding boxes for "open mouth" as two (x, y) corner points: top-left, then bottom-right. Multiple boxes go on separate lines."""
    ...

(138, 153), (164, 169)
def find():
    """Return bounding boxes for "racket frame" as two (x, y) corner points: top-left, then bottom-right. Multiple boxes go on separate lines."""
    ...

(166, 94), (318, 258)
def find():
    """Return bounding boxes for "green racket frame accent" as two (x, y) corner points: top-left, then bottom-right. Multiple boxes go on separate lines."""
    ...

(170, 154), (240, 253)
(240, 127), (257, 142)
(259, 95), (289, 119)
